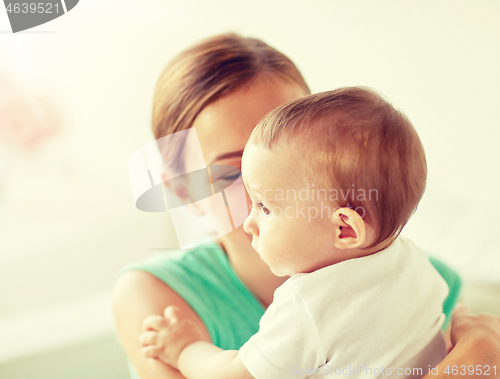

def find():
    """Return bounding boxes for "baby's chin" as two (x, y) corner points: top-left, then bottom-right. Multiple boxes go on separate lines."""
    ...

(250, 238), (259, 253)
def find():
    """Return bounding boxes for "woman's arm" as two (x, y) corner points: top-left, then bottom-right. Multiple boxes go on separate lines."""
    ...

(422, 305), (500, 379)
(112, 271), (212, 379)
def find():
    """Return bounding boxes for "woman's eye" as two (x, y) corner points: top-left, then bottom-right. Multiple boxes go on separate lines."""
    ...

(219, 173), (240, 182)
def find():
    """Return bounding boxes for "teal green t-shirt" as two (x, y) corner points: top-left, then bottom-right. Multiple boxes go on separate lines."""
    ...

(119, 241), (461, 379)
(121, 241), (265, 350)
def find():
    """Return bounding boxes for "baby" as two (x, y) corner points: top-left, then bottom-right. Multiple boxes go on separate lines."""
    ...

(139, 87), (448, 378)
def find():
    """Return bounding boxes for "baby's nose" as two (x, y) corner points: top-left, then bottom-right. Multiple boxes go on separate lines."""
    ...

(243, 214), (259, 236)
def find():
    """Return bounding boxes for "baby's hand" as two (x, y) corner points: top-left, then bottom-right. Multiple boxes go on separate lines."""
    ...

(139, 306), (207, 369)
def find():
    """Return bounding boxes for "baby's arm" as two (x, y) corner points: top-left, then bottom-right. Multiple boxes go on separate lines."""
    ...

(140, 306), (254, 379)
(178, 340), (253, 379)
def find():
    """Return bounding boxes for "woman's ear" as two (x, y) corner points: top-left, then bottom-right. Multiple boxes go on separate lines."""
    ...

(331, 207), (366, 249)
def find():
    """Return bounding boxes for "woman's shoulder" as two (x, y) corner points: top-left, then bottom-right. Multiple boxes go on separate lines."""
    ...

(115, 240), (262, 316)
(117, 240), (228, 282)
(113, 240), (265, 350)
(112, 253), (214, 378)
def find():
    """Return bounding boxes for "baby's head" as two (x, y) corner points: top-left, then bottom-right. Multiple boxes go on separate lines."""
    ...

(241, 87), (426, 276)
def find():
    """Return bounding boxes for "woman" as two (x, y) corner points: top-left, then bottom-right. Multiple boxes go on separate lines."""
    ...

(113, 33), (500, 379)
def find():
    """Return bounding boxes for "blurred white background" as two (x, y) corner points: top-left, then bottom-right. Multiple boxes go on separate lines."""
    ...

(0, 1), (499, 378)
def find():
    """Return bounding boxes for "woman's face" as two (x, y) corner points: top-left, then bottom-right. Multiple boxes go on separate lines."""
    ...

(191, 75), (307, 250)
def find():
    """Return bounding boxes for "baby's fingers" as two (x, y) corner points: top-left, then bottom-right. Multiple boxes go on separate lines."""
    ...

(142, 315), (168, 331)
(164, 305), (182, 322)
(142, 345), (162, 359)
(139, 331), (159, 346)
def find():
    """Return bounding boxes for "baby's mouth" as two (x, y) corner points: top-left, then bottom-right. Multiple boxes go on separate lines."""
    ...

(250, 237), (259, 254)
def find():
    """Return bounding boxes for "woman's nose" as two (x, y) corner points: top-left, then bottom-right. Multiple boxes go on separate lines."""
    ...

(243, 213), (259, 236)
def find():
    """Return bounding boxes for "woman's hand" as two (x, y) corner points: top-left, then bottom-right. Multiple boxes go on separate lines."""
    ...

(423, 304), (500, 379)
(450, 304), (500, 352)
(449, 304), (500, 370)
(140, 306), (209, 370)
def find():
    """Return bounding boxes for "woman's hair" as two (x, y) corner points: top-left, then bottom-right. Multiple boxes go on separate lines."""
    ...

(152, 33), (310, 170)
(249, 87), (427, 250)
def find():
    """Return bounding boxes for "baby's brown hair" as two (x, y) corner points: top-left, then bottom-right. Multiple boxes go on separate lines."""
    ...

(249, 87), (426, 249)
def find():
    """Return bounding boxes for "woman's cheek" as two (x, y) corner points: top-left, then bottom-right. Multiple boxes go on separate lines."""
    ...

(221, 176), (249, 230)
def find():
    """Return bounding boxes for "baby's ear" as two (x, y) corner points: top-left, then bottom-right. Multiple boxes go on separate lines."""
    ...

(331, 207), (366, 249)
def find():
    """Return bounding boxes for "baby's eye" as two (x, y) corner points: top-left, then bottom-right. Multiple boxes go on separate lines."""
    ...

(253, 201), (271, 216)
(257, 203), (271, 216)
